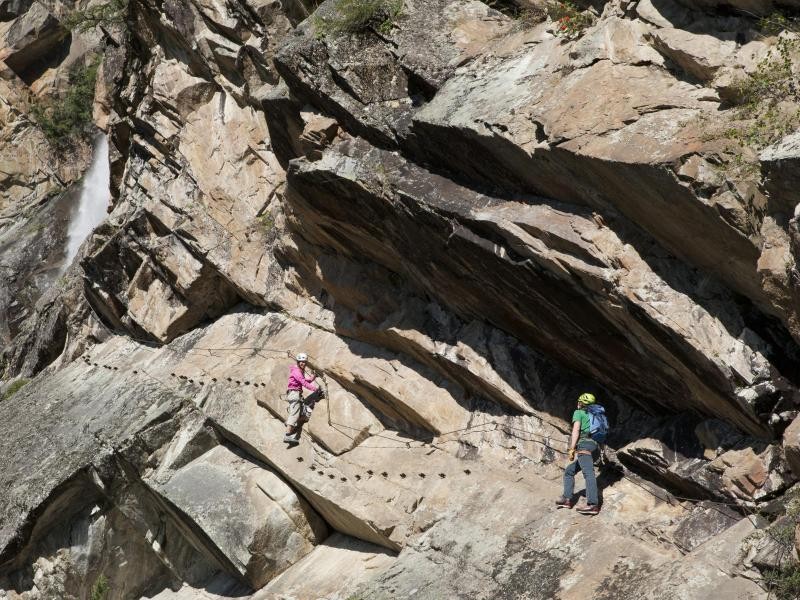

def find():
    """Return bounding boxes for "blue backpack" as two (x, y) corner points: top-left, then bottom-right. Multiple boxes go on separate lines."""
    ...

(587, 404), (609, 443)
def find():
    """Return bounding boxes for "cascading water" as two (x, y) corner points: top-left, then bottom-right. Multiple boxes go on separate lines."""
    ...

(62, 134), (110, 271)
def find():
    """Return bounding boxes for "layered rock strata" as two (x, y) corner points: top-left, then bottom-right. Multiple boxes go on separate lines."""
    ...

(3, 0), (800, 597)
(0, 323), (771, 598)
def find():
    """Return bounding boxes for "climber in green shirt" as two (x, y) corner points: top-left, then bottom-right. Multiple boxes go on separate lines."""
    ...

(555, 393), (603, 515)
(572, 406), (592, 440)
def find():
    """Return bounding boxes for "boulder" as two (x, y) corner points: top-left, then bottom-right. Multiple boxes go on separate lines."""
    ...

(694, 418), (744, 460)
(617, 436), (719, 499)
(296, 107), (341, 160)
(252, 533), (396, 600)
(783, 414), (800, 479)
(570, 17), (664, 68)
(617, 412), (797, 501)
(671, 501), (740, 552)
(1, 1), (69, 84)
(761, 131), (800, 216)
(150, 445), (328, 589)
(712, 448), (767, 498)
(713, 444), (796, 501)
(82, 212), (242, 343)
(711, 40), (770, 101)
(740, 514), (796, 572)
(648, 28), (736, 81)
(635, 0), (691, 28)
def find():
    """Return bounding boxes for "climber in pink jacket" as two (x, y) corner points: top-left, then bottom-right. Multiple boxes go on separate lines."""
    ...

(283, 352), (322, 444)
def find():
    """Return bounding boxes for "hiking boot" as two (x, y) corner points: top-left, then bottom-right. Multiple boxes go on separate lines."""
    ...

(577, 504), (600, 515)
(283, 434), (299, 444)
(555, 497), (573, 509)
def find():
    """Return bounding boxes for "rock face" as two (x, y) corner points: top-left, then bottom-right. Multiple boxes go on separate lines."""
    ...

(152, 444), (327, 588)
(761, 131), (800, 215)
(0, 328), (769, 599)
(3, 0), (800, 598)
(0, 2), (68, 85)
(0, 66), (86, 351)
(0, 0), (106, 365)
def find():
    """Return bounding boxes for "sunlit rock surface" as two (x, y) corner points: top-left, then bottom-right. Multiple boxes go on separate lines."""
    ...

(3, 0), (800, 597)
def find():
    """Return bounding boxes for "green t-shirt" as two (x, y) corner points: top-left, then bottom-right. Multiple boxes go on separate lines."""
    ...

(572, 409), (591, 439)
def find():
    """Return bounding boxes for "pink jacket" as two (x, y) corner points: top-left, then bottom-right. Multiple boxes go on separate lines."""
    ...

(287, 364), (318, 392)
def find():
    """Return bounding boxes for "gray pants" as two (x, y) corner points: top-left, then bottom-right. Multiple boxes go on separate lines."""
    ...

(563, 438), (599, 506)
(286, 389), (321, 427)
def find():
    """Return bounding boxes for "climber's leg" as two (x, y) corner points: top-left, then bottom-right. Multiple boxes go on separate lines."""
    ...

(300, 389), (322, 423)
(285, 390), (302, 442)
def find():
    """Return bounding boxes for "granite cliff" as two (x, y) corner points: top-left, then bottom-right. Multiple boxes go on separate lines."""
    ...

(2, 0), (800, 598)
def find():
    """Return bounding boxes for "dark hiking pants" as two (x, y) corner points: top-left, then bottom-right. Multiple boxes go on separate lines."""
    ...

(563, 438), (599, 506)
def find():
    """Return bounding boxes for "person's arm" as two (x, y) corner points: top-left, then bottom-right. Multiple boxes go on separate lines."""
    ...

(288, 366), (300, 388)
(301, 368), (318, 391)
(569, 420), (580, 450)
(568, 419), (580, 461)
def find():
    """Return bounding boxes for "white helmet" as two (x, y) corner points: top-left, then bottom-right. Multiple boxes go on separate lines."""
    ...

(296, 352), (308, 362)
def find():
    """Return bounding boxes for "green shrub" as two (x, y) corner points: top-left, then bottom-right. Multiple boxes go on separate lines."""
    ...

(314, 0), (403, 36)
(64, 0), (128, 32)
(757, 492), (800, 598)
(31, 58), (99, 148)
(546, 0), (593, 37)
(2, 378), (29, 401)
(735, 37), (800, 113)
(757, 11), (800, 36)
(765, 566), (800, 600)
(716, 36), (800, 174)
(90, 575), (109, 600)
(258, 212), (275, 232)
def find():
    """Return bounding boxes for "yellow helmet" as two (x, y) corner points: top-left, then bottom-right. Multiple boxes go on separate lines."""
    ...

(578, 393), (596, 405)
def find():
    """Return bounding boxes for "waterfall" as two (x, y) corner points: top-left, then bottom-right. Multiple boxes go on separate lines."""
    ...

(62, 134), (110, 270)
